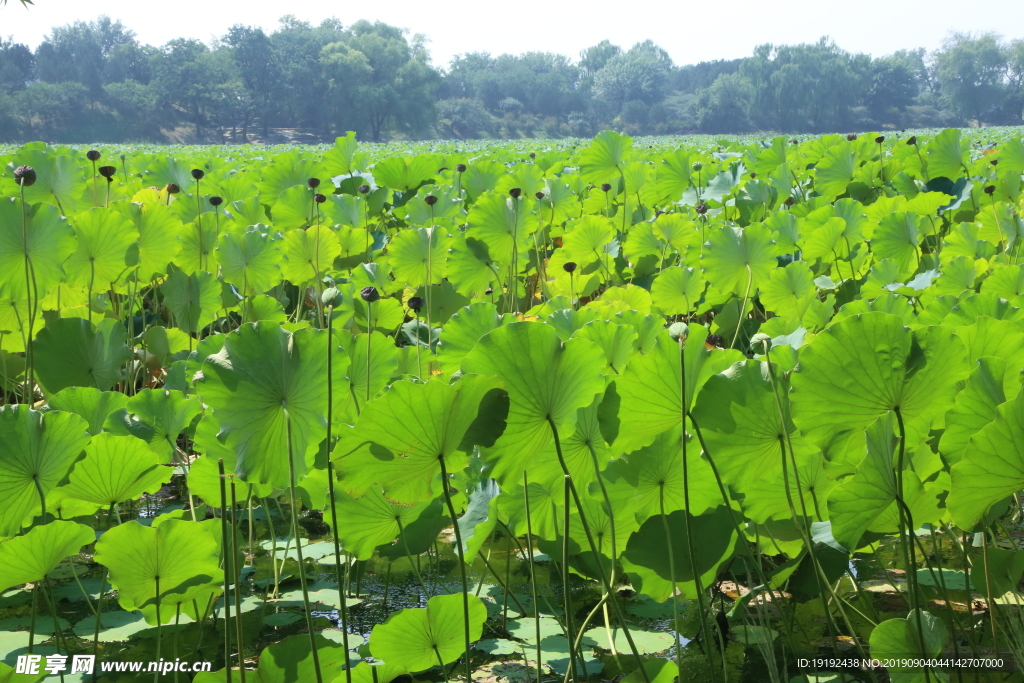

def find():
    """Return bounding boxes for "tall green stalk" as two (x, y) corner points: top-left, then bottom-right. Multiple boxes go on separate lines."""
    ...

(323, 307), (353, 683)
(546, 417), (651, 683)
(284, 413), (322, 683)
(437, 456), (473, 683)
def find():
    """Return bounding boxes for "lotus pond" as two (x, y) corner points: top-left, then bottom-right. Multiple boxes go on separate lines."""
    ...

(2, 129), (1024, 683)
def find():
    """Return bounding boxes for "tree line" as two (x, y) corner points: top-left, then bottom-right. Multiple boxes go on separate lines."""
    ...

(1, 16), (1023, 143)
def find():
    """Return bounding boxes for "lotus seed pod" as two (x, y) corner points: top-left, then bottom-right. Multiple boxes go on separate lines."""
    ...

(749, 172), (757, 179)
(696, 203), (708, 215)
(307, 178), (321, 189)
(98, 165), (116, 178)
(705, 333), (724, 349)
(692, 161), (703, 171)
(784, 196), (796, 206)
(846, 133), (857, 141)
(166, 183), (180, 194)
(408, 296), (424, 312)
(358, 184), (370, 194)
(509, 188), (522, 199)
(456, 163), (467, 173)
(424, 195), (438, 206)
(485, 288), (493, 295)
(600, 183), (611, 192)
(535, 191), (545, 200)
(86, 150), (101, 161)
(191, 168), (205, 180)
(529, 152), (536, 159)
(314, 193), (327, 203)
(875, 135), (885, 144)
(984, 185), (996, 195)
(991, 159), (999, 166)
(906, 136), (917, 146)
(668, 322), (688, 342)
(120, 154), (126, 161)
(13, 165), (36, 187)
(321, 286), (343, 307)
(360, 286), (380, 303)
(563, 262), (577, 274)
(209, 196), (223, 207)
(789, 139), (798, 145)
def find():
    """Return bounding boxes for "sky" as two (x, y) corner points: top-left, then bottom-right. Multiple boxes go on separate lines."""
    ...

(2, 0), (1023, 68)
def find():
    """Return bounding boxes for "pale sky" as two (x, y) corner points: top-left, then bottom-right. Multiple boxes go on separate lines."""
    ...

(2, 0), (1022, 69)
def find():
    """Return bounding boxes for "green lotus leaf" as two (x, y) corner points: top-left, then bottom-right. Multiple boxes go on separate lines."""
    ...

(0, 199), (76, 300)
(216, 228), (283, 297)
(333, 331), (396, 425)
(561, 216), (616, 268)
(572, 319), (636, 374)
(700, 223), (776, 296)
(740, 450), (835, 526)
(162, 269), (221, 334)
(602, 428), (719, 525)
(176, 219), (220, 275)
(186, 415), (275, 503)
(940, 357), (1021, 463)
(60, 433), (171, 507)
(0, 520), (94, 593)
(692, 359), (818, 492)
(942, 292), (1024, 327)
(954, 316), (1024, 370)
(826, 414), (921, 550)
(103, 388), (203, 460)
(270, 184), (318, 230)
(64, 208), (138, 288)
(868, 610), (948, 683)
(760, 261), (815, 318)
(970, 548), (1024, 597)
(0, 405), (89, 536)
(948, 388), (1024, 530)
(580, 130), (634, 184)
(95, 518), (223, 624)
(455, 478), (501, 563)
(369, 592), (487, 672)
(610, 326), (743, 453)
(466, 192), (538, 266)
(925, 128), (967, 180)
(31, 318), (131, 395)
(333, 375), (505, 504)
(6, 149), (84, 212)
(282, 224), (341, 285)
(372, 155), (438, 192)
(114, 201), (183, 281)
(327, 487), (436, 561)
(621, 505), (739, 602)
(791, 312), (969, 458)
(650, 266), (704, 316)
(814, 142), (857, 198)
(48, 387), (128, 436)
(387, 227), (450, 286)
(435, 302), (508, 377)
(461, 321), (605, 490)
(196, 323), (328, 488)
(871, 213), (924, 278)
(982, 264), (1024, 300)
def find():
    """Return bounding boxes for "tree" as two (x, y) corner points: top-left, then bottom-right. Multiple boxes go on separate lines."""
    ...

(695, 73), (753, 133)
(0, 39), (33, 92)
(320, 20), (438, 141)
(226, 25), (279, 138)
(592, 43), (672, 111)
(865, 56), (918, 125)
(935, 32), (1007, 122)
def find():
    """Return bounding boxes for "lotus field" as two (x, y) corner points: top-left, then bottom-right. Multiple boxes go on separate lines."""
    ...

(3, 129), (1024, 682)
